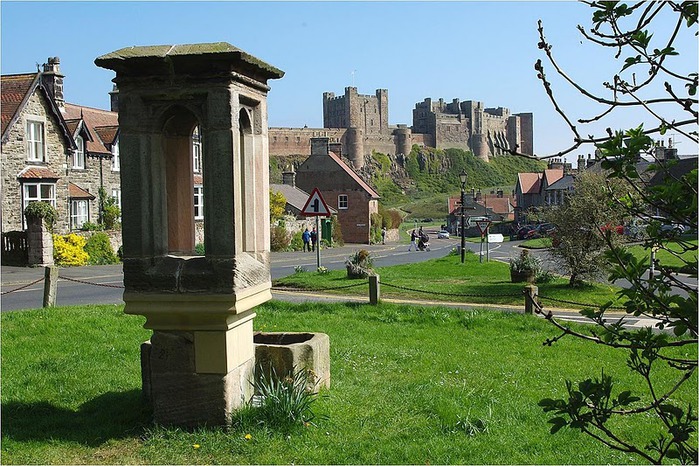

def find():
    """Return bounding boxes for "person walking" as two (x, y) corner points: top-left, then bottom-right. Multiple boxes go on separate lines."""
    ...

(310, 227), (318, 252)
(408, 229), (417, 251)
(381, 227), (387, 244)
(302, 228), (311, 252)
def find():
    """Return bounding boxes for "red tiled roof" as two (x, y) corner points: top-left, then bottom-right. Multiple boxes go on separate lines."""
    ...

(328, 151), (380, 199)
(64, 103), (118, 156)
(1, 73), (39, 136)
(518, 172), (542, 195)
(479, 196), (513, 215)
(68, 182), (95, 199)
(17, 166), (61, 179)
(543, 169), (564, 186)
(94, 125), (118, 147)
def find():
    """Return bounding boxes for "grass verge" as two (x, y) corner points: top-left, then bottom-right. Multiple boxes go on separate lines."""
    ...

(275, 251), (625, 309)
(3, 301), (695, 464)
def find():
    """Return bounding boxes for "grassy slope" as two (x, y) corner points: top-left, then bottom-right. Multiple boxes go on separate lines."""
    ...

(3, 302), (695, 464)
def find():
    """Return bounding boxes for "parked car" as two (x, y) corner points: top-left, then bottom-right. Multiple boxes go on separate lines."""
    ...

(437, 230), (450, 239)
(516, 225), (536, 240)
(537, 223), (557, 236)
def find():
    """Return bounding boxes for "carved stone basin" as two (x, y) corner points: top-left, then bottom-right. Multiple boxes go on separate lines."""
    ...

(253, 332), (330, 391)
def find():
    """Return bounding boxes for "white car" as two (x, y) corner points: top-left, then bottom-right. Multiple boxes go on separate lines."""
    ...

(437, 230), (450, 239)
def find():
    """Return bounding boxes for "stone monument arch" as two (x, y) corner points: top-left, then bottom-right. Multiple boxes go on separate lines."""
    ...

(96, 43), (284, 427)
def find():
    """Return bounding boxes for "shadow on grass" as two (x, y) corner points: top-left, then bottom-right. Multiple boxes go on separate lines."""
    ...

(2, 389), (152, 447)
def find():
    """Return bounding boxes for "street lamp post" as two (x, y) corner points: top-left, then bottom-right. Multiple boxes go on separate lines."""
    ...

(459, 171), (467, 263)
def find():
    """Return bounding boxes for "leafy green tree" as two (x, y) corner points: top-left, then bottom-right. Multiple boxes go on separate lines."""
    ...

(512, 2), (698, 463)
(543, 171), (631, 286)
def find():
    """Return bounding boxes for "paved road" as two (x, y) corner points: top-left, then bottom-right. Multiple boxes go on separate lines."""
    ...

(1, 230), (466, 312)
(1, 232), (684, 331)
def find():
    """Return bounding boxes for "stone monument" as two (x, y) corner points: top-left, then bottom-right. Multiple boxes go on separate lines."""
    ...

(95, 43), (284, 427)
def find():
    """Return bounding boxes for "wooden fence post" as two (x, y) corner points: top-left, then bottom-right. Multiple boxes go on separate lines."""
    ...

(369, 274), (380, 305)
(524, 284), (538, 315)
(43, 265), (58, 307)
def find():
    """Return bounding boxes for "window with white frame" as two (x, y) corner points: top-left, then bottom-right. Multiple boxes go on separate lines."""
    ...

(338, 194), (348, 210)
(70, 199), (89, 230)
(192, 127), (202, 173)
(111, 188), (122, 210)
(193, 185), (204, 219)
(22, 182), (55, 229)
(73, 135), (85, 169)
(111, 137), (120, 171)
(26, 119), (45, 161)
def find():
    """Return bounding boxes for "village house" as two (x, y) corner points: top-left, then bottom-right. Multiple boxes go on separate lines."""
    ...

(1, 58), (120, 240)
(294, 138), (379, 244)
(513, 164), (564, 223)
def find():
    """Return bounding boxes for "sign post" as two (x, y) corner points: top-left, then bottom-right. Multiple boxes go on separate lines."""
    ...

(300, 188), (331, 270)
(475, 220), (492, 263)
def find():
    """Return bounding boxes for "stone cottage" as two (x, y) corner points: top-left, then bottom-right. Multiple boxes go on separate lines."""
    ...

(295, 138), (379, 244)
(1, 57), (120, 237)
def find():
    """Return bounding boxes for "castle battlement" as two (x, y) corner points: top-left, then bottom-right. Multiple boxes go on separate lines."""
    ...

(269, 88), (533, 168)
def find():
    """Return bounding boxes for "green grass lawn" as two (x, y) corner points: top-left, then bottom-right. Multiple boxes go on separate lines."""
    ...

(3, 302), (695, 464)
(627, 238), (698, 273)
(520, 238), (552, 249)
(277, 251), (626, 309)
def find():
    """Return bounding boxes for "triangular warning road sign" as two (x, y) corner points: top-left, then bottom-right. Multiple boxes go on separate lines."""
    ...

(475, 220), (492, 235)
(301, 188), (331, 216)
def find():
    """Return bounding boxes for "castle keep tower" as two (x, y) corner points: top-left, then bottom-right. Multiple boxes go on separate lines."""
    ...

(96, 42), (283, 427)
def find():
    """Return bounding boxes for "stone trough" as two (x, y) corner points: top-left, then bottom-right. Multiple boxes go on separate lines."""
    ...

(253, 332), (330, 391)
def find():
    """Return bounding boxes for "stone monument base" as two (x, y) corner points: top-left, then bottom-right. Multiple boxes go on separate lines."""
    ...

(141, 330), (255, 427)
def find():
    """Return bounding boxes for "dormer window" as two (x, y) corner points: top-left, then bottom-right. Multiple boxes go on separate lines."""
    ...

(73, 135), (85, 169)
(26, 119), (45, 162)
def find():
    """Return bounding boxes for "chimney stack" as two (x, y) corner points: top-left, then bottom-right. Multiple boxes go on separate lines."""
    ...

(311, 137), (329, 156)
(328, 142), (343, 157)
(282, 166), (296, 187)
(42, 57), (64, 112)
(109, 84), (119, 113)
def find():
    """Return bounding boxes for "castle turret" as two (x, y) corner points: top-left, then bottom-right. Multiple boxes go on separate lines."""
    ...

(345, 127), (364, 169)
(471, 133), (489, 162)
(394, 125), (412, 156)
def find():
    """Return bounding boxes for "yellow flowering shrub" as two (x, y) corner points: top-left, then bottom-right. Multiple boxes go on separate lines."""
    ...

(53, 233), (89, 266)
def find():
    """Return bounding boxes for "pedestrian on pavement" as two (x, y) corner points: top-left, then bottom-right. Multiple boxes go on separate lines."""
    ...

(381, 227), (386, 244)
(310, 227), (318, 252)
(302, 228), (311, 252)
(408, 229), (418, 251)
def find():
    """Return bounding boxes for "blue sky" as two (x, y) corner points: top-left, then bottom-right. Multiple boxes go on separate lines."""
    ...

(2, 1), (697, 160)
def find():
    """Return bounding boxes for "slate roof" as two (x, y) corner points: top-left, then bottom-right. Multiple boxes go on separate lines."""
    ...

(270, 183), (337, 214)
(546, 174), (575, 191)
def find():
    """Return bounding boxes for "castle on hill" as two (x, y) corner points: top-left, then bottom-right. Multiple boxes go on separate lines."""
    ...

(268, 87), (534, 168)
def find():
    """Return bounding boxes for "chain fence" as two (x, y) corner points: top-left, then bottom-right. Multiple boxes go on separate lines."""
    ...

(3, 268), (624, 315)
(538, 294), (627, 311)
(1, 277), (44, 296)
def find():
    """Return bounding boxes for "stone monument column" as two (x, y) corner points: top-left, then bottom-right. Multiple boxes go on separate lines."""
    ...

(96, 43), (284, 427)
